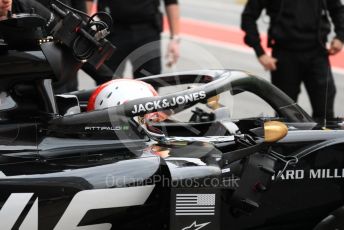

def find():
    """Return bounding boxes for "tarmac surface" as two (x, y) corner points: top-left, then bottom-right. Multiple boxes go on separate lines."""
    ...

(79, 0), (344, 118)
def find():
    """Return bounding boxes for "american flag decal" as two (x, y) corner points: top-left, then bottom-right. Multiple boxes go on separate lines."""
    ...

(175, 194), (216, 216)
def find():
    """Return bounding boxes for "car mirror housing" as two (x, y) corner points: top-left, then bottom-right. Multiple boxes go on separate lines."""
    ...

(207, 95), (223, 110)
(264, 121), (288, 143)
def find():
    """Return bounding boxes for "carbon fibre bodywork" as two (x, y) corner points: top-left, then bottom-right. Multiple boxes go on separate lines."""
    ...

(0, 66), (344, 229)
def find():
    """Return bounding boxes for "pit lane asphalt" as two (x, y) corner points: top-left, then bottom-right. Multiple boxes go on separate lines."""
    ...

(79, 0), (344, 117)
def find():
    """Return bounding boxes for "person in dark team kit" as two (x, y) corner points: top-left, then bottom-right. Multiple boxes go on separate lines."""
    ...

(96, 0), (180, 78)
(241, 0), (344, 120)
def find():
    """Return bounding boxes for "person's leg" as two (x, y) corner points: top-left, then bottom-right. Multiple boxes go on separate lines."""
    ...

(271, 48), (302, 102)
(104, 27), (135, 77)
(130, 24), (162, 79)
(303, 49), (336, 120)
(132, 49), (162, 78)
(82, 63), (114, 85)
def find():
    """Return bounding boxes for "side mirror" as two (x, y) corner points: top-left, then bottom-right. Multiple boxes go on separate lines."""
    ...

(207, 95), (223, 110)
(264, 121), (288, 143)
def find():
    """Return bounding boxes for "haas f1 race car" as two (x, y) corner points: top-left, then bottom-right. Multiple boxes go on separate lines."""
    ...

(1, 2), (344, 230)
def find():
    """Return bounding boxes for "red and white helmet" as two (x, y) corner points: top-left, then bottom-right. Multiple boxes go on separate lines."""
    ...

(87, 79), (168, 122)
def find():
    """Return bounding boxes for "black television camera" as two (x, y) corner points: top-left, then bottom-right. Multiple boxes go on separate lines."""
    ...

(49, 1), (115, 69)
